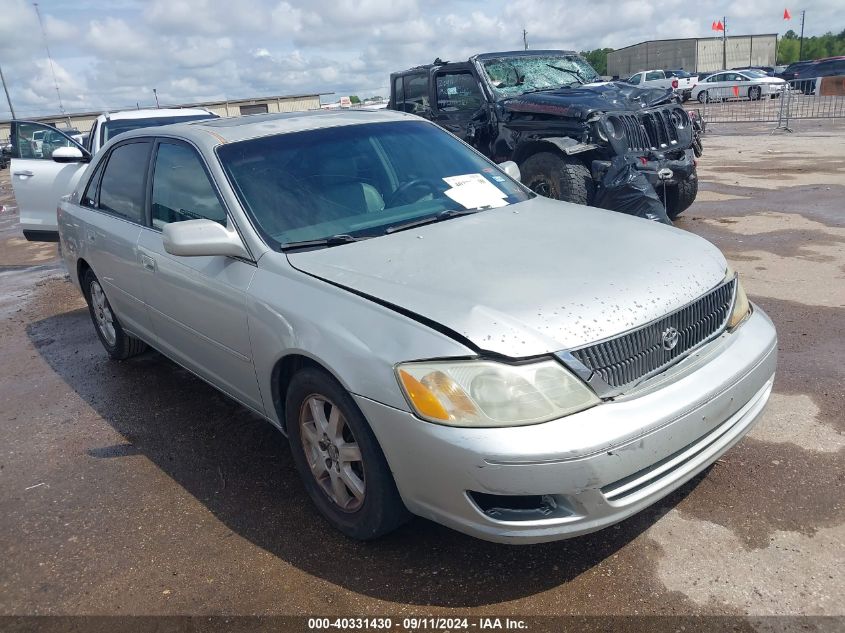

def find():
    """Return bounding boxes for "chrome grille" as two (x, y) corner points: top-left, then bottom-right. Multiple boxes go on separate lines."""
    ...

(569, 279), (736, 390)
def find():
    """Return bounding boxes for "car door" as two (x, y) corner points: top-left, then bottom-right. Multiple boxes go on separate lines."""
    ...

(430, 66), (486, 145)
(76, 138), (155, 339)
(707, 73), (727, 99)
(645, 70), (664, 87)
(136, 138), (262, 412)
(10, 121), (91, 241)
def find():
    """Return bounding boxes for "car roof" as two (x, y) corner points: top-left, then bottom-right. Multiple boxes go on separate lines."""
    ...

(96, 107), (213, 122)
(110, 109), (420, 147)
(392, 50), (581, 75)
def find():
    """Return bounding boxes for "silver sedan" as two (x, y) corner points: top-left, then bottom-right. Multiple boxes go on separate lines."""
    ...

(56, 110), (777, 543)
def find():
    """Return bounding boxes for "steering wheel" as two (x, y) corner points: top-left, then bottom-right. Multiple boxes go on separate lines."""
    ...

(384, 178), (441, 207)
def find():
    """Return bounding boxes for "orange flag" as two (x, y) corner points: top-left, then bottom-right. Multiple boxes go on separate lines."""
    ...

(733, 85), (740, 97)
(712, 21), (717, 30)
(784, 8), (791, 19)
(715, 21), (725, 31)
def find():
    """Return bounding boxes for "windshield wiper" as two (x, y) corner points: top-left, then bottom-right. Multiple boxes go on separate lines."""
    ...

(546, 64), (587, 84)
(385, 208), (482, 234)
(281, 234), (364, 251)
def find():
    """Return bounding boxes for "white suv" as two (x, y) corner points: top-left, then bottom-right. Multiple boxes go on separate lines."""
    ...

(11, 108), (217, 242)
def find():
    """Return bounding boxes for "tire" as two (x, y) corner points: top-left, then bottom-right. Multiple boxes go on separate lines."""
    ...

(82, 269), (147, 360)
(660, 174), (698, 220)
(285, 367), (410, 540)
(519, 151), (594, 205)
(748, 86), (762, 101)
(697, 90), (709, 104)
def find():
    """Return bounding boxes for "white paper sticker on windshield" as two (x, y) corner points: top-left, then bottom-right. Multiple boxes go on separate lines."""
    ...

(443, 173), (508, 209)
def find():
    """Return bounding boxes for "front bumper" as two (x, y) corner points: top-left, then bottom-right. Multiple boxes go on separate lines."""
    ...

(356, 306), (777, 544)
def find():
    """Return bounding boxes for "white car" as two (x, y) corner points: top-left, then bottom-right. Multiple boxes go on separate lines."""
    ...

(10, 108), (217, 242)
(692, 70), (787, 103)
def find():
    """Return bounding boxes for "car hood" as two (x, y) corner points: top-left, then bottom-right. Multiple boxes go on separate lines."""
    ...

(287, 197), (728, 358)
(501, 82), (677, 119)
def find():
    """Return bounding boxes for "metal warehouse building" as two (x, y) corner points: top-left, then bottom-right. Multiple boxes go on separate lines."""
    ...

(607, 34), (778, 78)
(1, 92), (329, 143)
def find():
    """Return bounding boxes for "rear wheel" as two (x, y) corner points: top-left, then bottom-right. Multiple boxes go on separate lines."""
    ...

(519, 152), (594, 205)
(659, 175), (699, 220)
(82, 269), (146, 360)
(286, 367), (409, 540)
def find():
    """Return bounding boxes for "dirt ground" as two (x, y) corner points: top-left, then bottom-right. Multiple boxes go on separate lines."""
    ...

(0, 122), (842, 626)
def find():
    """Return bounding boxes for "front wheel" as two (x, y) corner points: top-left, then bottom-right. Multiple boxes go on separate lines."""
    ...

(748, 86), (762, 101)
(286, 367), (409, 540)
(519, 152), (594, 205)
(697, 90), (709, 104)
(83, 269), (147, 360)
(659, 175), (699, 220)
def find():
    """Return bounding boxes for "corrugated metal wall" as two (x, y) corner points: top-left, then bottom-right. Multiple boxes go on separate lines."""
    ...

(608, 35), (777, 77)
(1, 95), (322, 142)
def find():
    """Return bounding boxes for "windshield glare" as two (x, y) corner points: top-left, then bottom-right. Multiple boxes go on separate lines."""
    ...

(217, 121), (531, 247)
(481, 55), (599, 98)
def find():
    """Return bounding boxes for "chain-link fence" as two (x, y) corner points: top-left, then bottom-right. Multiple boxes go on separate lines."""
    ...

(693, 76), (845, 128)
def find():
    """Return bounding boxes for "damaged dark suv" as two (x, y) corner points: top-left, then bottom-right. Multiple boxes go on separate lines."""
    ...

(389, 50), (700, 218)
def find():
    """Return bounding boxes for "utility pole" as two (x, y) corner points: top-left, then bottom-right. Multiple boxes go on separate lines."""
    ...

(33, 2), (65, 116)
(799, 10), (806, 60)
(523, 29), (528, 50)
(153, 88), (160, 108)
(722, 16), (727, 69)
(0, 65), (15, 119)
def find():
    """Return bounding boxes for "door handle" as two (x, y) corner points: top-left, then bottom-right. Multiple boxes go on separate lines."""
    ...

(13, 170), (34, 177)
(140, 254), (156, 272)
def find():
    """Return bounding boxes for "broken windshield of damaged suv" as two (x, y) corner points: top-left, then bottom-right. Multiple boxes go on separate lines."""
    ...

(389, 50), (701, 220)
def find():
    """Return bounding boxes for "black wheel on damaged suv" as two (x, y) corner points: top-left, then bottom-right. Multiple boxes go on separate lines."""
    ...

(520, 152), (594, 205)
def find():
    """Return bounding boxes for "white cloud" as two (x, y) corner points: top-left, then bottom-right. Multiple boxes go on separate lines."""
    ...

(0, 0), (841, 118)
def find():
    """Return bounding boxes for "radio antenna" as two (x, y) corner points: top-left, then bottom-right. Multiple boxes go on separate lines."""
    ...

(33, 2), (66, 115)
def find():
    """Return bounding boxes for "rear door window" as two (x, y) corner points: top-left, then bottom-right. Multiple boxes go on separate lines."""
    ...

(400, 74), (430, 114)
(646, 71), (663, 81)
(97, 141), (152, 223)
(435, 72), (482, 112)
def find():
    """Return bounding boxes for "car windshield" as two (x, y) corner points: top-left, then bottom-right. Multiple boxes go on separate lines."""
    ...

(100, 114), (217, 146)
(217, 121), (531, 248)
(480, 54), (600, 98)
(666, 70), (692, 78)
(743, 70), (768, 78)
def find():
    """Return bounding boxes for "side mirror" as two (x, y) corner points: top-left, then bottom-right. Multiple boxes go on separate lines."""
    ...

(52, 146), (85, 163)
(162, 219), (250, 259)
(499, 160), (521, 183)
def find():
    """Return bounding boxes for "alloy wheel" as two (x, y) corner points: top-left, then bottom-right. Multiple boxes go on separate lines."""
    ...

(90, 280), (116, 347)
(299, 395), (365, 512)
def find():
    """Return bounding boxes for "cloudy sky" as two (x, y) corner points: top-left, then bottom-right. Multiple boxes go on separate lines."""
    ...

(0, 0), (840, 118)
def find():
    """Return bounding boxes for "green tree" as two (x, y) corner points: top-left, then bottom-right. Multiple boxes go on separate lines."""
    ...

(349, 95), (361, 104)
(777, 30), (845, 63)
(580, 48), (614, 76)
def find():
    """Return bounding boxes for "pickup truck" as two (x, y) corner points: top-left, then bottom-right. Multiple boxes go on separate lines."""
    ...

(10, 108), (217, 242)
(389, 50), (700, 219)
(625, 70), (699, 102)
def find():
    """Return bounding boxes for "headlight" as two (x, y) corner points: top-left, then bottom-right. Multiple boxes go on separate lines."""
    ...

(396, 359), (599, 427)
(726, 266), (752, 329)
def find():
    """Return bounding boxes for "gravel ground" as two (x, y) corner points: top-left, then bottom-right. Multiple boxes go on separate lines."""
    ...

(0, 123), (842, 626)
